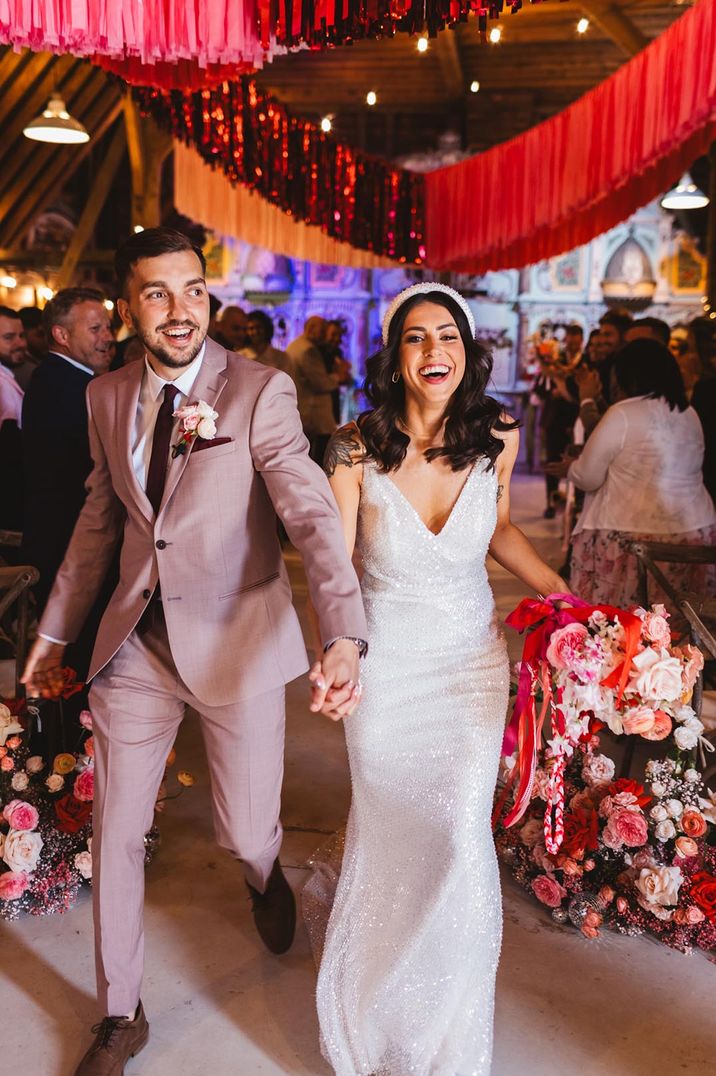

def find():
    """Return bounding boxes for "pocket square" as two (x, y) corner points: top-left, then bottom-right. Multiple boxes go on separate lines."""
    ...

(192, 436), (234, 453)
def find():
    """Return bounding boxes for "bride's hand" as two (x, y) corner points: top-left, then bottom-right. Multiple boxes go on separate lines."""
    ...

(309, 640), (362, 721)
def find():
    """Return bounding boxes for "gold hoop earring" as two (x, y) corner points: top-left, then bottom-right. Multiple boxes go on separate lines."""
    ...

(391, 370), (401, 384)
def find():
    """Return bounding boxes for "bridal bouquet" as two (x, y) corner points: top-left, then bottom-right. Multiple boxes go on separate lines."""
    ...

(0, 690), (192, 920)
(496, 594), (706, 854)
(495, 727), (716, 953)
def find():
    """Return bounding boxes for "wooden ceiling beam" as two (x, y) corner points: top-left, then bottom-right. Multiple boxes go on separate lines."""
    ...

(123, 93), (173, 230)
(0, 46), (30, 93)
(0, 54), (82, 150)
(3, 94), (123, 249)
(578, 2), (649, 56)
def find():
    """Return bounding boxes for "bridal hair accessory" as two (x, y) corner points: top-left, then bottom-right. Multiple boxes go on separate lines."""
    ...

(381, 282), (476, 345)
(172, 400), (218, 457)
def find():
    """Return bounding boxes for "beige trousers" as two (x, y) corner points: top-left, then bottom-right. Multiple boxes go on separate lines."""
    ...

(89, 609), (285, 1016)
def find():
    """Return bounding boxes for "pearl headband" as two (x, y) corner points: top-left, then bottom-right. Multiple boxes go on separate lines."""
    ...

(381, 282), (476, 345)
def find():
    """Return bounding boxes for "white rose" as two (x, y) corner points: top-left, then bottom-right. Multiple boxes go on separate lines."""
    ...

(10, 772), (29, 791)
(674, 725), (700, 751)
(666, 799), (684, 819)
(196, 400), (218, 419)
(25, 756), (44, 774)
(684, 769), (701, 784)
(3, 828), (43, 873)
(45, 774), (64, 793)
(654, 819), (677, 842)
(74, 850), (92, 880)
(196, 417), (217, 440)
(674, 704), (697, 724)
(635, 864), (682, 906)
(651, 780), (667, 797)
(629, 647), (684, 703)
(603, 709), (624, 736)
(650, 804), (668, 822)
(0, 704), (23, 746)
(582, 753), (616, 788)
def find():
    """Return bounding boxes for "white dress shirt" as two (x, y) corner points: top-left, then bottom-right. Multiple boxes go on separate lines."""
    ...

(0, 362), (24, 427)
(569, 395), (716, 535)
(132, 345), (205, 490)
(48, 350), (95, 378)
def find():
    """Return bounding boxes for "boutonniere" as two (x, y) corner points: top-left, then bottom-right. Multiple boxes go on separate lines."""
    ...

(172, 401), (219, 457)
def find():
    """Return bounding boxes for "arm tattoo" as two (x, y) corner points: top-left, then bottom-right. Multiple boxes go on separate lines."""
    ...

(323, 425), (364, 477)
(496, 484), (504, 503)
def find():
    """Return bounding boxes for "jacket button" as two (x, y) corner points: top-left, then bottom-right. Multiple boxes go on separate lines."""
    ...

(142, 588), (151, 599)
(156, 539), (167, 550)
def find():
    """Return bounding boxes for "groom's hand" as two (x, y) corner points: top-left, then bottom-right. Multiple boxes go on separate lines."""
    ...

(22, 638), (67, 699)
(309, 639), (361, 721)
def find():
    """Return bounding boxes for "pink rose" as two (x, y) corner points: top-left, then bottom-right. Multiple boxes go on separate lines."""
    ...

(73, 767), (94, 803)
(546, 623), (589, 671)
(2, 799), (39, 832)
(632, 849), (655, 870)
(25, 755), (44, 774)
(532, 874), (567, 908)
(685, 905), (706, 924)
(675, 836), (699, 858)
(583, 858), (596, 871)
(79, 710), (93, 730)
(642, 610), (672, 648)
(622, 706), (656, 736)
(641, 710), (672, 741)
(603, 808), (649, 850)
(0, 870), (29, 900)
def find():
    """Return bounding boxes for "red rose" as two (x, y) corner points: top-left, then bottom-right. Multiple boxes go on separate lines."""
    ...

(54, 794), (92, 834)
(561, 806), (599, 857)
(606, 777), (652, 808)
(690, 871), (716, 921)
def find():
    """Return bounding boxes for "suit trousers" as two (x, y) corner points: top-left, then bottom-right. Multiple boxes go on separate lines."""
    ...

(88, 606), (286, 1016)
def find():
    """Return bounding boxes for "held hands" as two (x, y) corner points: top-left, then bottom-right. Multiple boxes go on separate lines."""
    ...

(309, 638), (362, 721)
(21, 637), (67, 699)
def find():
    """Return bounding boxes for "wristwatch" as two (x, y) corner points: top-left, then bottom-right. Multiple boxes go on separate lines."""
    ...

(324, 636), (368, 659)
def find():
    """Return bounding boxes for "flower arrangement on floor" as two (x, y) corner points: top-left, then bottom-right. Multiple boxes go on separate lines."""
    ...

(0, 682), (193, 920)
(495, 595), (715, 951)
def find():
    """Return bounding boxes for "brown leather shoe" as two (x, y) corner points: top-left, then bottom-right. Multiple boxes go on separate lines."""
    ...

(74, 1002), (149, 1075)
(247, 859), (296, 954)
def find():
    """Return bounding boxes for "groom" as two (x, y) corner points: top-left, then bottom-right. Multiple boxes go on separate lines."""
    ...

(22, 228), (367, 1075)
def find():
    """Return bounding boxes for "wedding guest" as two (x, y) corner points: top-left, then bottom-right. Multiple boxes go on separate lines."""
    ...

(0, 306), (25, 533)
(540, 323), (583, 518)
(208, 293), (223, 338)
(568, 338), (716, 610)
(22, 286), (114, 620)
(321, 319), (350, 424)
(574, 310), (633, 437)
(689, 316), (716, 502)
(216, 304), (248, 351)
(625, 316), (670, 346)
(240, 310), (293, 375)
(0, 304), (34, 390)
(288, 316), (352, 462)
(19, 305), (48, 373)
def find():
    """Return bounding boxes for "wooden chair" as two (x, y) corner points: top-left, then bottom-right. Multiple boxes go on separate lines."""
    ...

(618, 541), (716, 777)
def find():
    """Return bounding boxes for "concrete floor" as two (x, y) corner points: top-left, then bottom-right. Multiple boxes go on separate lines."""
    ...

(2, 473), (716, 1076)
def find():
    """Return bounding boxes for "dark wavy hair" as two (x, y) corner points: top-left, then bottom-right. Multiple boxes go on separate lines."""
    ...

(358, 291), (517, 472)
(614, 339), (688, 411)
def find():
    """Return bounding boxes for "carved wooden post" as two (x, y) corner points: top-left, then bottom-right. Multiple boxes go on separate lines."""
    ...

(123, 93), (172, 231)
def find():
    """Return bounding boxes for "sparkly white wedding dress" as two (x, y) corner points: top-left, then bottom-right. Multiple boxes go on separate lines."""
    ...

(314, 458), (510, 1076)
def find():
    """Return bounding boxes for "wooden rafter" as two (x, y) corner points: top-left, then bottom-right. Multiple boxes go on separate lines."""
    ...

(123, 93), (172, 229)
(578, 2), (649, 57)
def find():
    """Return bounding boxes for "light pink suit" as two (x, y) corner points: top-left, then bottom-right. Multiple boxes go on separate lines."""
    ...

(39, 337), (366, 1015)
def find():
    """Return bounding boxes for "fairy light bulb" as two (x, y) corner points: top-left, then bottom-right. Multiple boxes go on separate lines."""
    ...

(417, 36), (428, 53)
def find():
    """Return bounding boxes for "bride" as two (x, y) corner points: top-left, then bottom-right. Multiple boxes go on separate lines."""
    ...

(312, 283), (566, 1075)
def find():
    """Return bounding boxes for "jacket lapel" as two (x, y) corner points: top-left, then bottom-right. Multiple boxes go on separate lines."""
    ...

(116, 361), (154, 523)
(157, 338), (229, 516)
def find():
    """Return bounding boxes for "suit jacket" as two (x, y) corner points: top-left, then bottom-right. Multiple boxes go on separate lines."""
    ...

(22, 353), (95, 611)
(39, 337), (367, 707)
(287, 335), (342, 437)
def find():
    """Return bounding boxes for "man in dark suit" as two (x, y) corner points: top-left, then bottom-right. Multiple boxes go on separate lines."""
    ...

(22, 287), (115, 680)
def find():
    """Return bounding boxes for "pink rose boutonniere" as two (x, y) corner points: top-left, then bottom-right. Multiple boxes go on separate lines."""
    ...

(172, 401), (219, 457)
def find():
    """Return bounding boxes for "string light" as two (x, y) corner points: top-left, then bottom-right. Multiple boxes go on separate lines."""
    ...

(417, 36), (429, 53)
(133, 224), (145, 233)
(489, 27), (502, 44)
(470, 80), (480, 94)
(103, 299), (115, 312)
(366, 91), (377, 107)
(37, 285), (54, 303)
(577, 17), (590, 34)
(0, 274), (17, 288)
(320, 116), (332, 133)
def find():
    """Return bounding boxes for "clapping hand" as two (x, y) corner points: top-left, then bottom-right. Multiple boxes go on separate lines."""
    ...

(309, 638), (362, 721)
(574, 365), (602, 401)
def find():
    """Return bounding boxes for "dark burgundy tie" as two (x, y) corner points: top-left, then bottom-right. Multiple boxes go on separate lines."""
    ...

(145, 384), (176, 516)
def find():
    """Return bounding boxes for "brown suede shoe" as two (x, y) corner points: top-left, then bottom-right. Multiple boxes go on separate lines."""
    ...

(74, 1002), (149, 1075)
(247, 859), (296, 954)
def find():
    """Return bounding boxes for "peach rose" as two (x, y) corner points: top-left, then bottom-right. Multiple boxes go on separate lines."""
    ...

(680, 645), (705, 695)
(635, 864), (682, 907)
(674, 836), (698, 858)
(6, 735), (21, 750)
(641, 710), (672, 741)
(519, 818), (544, 848)
(45, 774), (64, 793)
(622, 707), (656, 736)
(0, 756), (14, 772)
(616, 896), (629, 914)
(74, 850), (93, 880)
(0, 870), (30, 900)
(599, 886), (616, 905)
(681, 810), (707, 838)
(2, 799), (39, 832)
(84, 737), (94, 759)
(3, 829), (43, 873)
(546, 623), (589, 670)
(531, 874), (567, 908)
(25, 755), (44, 774)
